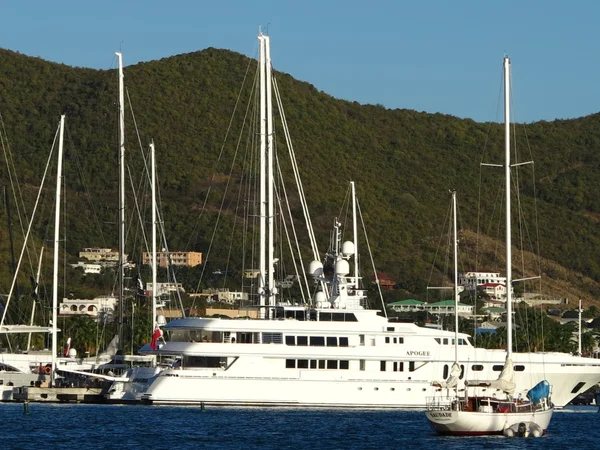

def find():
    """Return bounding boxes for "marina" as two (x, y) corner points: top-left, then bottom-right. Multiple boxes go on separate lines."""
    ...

(2, 4), (600, 447)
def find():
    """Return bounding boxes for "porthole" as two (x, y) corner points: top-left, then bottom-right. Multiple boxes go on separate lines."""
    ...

(358, 387), (362, 391)
(391, 388), (395, 391)
(374, 387), (379, 391)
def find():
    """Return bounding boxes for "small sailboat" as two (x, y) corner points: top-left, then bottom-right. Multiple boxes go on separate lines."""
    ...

(424, 57), (553, 436)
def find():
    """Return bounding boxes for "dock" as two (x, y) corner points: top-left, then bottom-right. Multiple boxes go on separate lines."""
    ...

(12, 386), (105, 403)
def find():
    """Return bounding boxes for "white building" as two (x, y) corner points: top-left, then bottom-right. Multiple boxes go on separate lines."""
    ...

(480, 282), (507, 299)
(145, 282), (185, 297)
(79, 247), (127, 262)
(201, 288), (249, 304)
(458, 271), (505, 291)
(59, 295), (118, 319)
(70, 261), (102, 274)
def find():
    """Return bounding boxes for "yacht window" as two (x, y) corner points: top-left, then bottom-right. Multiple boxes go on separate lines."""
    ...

(345, 313), (358, 322)
(385, 337), (390, 344)
(514, 365), (525, 372)
(443, 338), (448, 345)
(380, 361), (386, 372)
(320, 312), (332, 322)
(183, 356), (225, 368)
(238, 332), (253, 343)
(285, 336), (295, 346)
(571, 382), (586, 394)
(459, 365), (465, 379)
(443, 364), (448, 379)
(360, 360), (366, 371)
(318, 360), (326, 369)
(286, 359), (295, 368)
(340, 360), (349, 370)
(262, 332), (282, 344)
(339, 337), (349, 347)
(387, 327), (395, 332)
(310, 336), (325, 346)
(393, 337), (397, 344)
(327, 360), (338, 369)
(434, 338), (441, 344)
(297, 336), (308, 346)
(309, 310), (318, 321)
(458, 338), (466, 345)
(492, 365), (504, 371)
(298, 359), (309, 369)
(471, 364), (484, 371)
(332, 313), (345, 322)
(409, 361), (415, 372)
(398, 337), (404, 344)
(326, 337), (338, 347)
(310, 360), (317, 369)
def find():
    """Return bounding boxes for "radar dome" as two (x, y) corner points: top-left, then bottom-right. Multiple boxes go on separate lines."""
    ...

(342, 241), (355, 257)
(157, 315), (167, 326)
(314, 291), (328, 308)
(309, 260), (324, 277)
(68, 348), (77, 358)
(335, 259), (350, 276)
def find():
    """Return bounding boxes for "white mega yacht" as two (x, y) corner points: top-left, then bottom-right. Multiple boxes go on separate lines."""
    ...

(135, 33), (600, 409)
(138, 299), (600, 408)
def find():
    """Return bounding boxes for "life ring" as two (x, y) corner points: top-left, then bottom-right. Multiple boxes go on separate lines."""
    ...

(44, 366), (52, 375)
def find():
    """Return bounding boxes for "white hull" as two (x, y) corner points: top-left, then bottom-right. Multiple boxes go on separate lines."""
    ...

(138, 316), (600, 408)
(425, 407), (553, 435)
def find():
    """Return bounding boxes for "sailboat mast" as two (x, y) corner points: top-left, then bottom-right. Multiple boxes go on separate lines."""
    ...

(151, 141), (157, 330)
(265, 34), (275, 308)
(504, 56), (513, 357)
(116, 51), (126, 345)
(51, 115), (65, 385)
(27, 246), (44, 352)
(351, 181), (358, 289)
(258, 34), (266, 317)
(452, 190), (459, 365)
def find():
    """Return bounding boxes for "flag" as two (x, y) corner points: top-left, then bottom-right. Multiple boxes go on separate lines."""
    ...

(64, 337), (72, 357)
(150, 327), (163, 350)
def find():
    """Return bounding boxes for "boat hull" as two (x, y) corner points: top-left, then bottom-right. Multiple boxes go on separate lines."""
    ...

(425, 408), (553, 435)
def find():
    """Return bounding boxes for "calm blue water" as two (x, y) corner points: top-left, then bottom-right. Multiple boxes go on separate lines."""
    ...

(0, 404), (596, 449)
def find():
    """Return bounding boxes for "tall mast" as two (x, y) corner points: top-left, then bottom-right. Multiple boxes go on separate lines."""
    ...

(451, 190), (459, 365)
(151, 141), (157, 331)
(116, 51), (126, 346)
(51, 115), (65, 385)
(265, 34), (275, 308)
(258, 34), (266, 318)
(351, 181), (358, 288)
(504, 56), (513, 358)
(27, 246), (44, 352)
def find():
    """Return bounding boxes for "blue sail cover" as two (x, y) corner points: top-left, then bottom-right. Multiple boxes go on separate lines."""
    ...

(526, 380), (550, 403)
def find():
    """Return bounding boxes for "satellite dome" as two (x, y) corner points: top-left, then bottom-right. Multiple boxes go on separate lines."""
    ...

(314, 291), (328, 308)
(309, 260), (324, 277)
(342, 241), (355, 257)
(157, 315), (167, 326)
(335, 259), (350, 276)
(68, 348), (77, 358)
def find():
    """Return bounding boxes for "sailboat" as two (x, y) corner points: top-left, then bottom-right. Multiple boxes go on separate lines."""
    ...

(424, 57), (554, 436)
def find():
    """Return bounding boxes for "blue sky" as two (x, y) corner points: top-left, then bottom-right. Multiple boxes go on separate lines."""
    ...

(2, 0), (599, 123)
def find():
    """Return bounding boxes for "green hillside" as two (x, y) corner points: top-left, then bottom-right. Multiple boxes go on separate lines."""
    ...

(1, 46), (600, 311)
